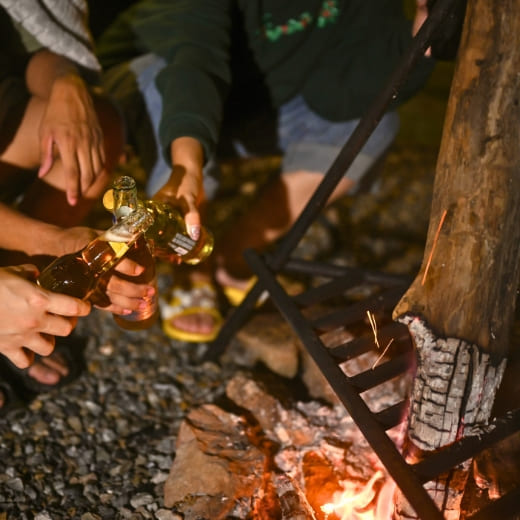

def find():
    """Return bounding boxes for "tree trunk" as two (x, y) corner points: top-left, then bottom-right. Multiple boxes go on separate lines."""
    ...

(392, 0), (520, 517)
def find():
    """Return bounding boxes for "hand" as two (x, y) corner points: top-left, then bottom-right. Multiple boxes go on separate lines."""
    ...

(38, 74), (106, 206)
(91, 257), (156, 316)
(50, 226), (101, 257)
(33, 225), (100, 259)
(153, 137), (205, 241)
(0, 265), (90, 368)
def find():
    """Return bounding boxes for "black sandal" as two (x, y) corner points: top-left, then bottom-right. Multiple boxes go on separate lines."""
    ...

(0, 379), (19, 417)
(0, 334), (87, 400)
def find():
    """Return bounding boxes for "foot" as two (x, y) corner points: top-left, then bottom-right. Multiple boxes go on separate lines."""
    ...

(26, 351), (69, 387)
(161, 276), (223, 343)
(214, 267), (254, 295)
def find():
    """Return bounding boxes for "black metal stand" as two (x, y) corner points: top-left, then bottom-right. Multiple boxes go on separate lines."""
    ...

(206, 0), (520, 517)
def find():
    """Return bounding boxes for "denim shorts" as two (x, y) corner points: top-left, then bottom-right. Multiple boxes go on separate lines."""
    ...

(103, 53), (400, 198)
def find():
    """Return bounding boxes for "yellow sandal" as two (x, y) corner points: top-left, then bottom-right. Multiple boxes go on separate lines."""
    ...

(160, 281), (223, 343)
(221, 276), (265, 307)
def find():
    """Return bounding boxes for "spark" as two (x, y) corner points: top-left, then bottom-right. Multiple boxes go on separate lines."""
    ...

(372, 338), (395, 370)
(367, 310), (380, 349)
(367, 310), (395, 369)
(421, 208), (447, 286)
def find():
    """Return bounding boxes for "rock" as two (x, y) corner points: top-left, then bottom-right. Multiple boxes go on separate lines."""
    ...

(163, 404), (266, 517)
(226, 373), (283, 433)
(234, 312), (300, 378)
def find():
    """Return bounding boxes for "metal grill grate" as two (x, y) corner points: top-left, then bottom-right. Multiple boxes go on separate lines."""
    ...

(209, 253), (520, 519)
(206, 0), (520, 516)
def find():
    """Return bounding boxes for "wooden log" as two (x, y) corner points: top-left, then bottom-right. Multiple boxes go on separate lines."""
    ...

(392, 0), (520, 517)
(394, 0), (520, 358)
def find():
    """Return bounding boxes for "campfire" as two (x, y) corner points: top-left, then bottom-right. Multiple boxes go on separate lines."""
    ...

(162, 335), (413, 520)
(321, 469), (395, 520)
(161, 300), (520, 520)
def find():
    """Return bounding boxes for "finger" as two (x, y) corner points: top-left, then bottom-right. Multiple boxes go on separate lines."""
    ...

(22, 333), (56, 357)
(55, 139), (81, 206)
(3, 347), (35, 369)
(33, 313), (77, 338)
(98, 303), (132, 315)
(105, 293), (142, 312)
(106, 277), (154, 299)
(7, 264), (40, 280)
(90, 133), (106, 178)
(76, 146), (96, 196)
(44, 292), (91, 317)
(38, 136), (55, 178)
(183, 208), (202, 241)
(113, 257), (144, 277)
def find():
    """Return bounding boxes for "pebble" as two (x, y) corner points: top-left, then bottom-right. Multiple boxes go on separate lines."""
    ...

(0, 144), (436, 518)
(0, 303), (239, 518)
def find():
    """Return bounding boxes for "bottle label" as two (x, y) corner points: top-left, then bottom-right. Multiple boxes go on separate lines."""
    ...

(168, 233), (196, 256)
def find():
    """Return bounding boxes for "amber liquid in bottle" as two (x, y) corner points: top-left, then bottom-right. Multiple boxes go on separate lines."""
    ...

(143, 199), (214, 265)
(103, 177), (214, 265)
(37, 236), (131, 300)
(37, 210), (152, 301)
(104, 176), (160, 330)
(113, 235), (159, 330)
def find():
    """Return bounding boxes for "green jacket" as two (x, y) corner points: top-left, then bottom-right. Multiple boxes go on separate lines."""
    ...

(98, 0), (434, 164)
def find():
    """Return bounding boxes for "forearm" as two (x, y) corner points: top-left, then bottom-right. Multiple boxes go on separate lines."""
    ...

(0, 203), (62, 257)
(151, 137), (205, 235)
(25, 49), (83, 99)
(170, 137), (205, 175)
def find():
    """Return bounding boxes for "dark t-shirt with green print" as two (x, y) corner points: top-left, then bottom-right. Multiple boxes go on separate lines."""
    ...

(97, 0), (434, 165)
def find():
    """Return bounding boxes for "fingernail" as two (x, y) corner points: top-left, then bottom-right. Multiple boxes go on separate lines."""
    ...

(188, 225), (200, 241)
(122, 309), (132, 315)
(146, 286), (156, 296)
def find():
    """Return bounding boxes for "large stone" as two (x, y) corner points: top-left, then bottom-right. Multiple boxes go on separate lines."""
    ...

(163, 404), (266, 518)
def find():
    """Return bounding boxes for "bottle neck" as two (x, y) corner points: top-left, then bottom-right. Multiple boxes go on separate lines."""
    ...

(81, 236), (132, 275)
(112, 176), (139, 219)
(82, 208), (154, 273)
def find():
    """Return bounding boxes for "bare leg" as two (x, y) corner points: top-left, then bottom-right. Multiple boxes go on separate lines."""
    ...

(166, 170), (354, 338)
(214, 170), (354, 287)
(0, 91), (124, 383)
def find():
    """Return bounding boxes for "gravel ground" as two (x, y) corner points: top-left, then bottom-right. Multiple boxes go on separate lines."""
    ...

(0, 64), (452, 519)
(0, 152), (436, 520)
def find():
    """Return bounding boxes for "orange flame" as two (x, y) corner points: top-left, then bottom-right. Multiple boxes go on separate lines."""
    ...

(321, 470), (395, 520)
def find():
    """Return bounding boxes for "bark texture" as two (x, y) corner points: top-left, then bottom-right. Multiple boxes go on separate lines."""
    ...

(394, 317), (506, 519)
(394, 0), (520, 359)
(392, 0), (520, 517)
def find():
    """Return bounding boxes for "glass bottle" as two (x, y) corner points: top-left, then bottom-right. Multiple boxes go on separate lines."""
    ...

(37, 209), (153, 301)
(103, 176), (214, 265)
(109, 176), (159, 330)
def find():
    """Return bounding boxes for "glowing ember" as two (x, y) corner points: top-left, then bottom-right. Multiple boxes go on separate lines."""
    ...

(321, 470), (394, 520)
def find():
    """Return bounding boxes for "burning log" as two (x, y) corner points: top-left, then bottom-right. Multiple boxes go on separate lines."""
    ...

(164, 373), (402, 518)
(393, 0), (520, 517)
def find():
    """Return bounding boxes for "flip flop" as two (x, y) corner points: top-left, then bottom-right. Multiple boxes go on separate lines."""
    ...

(221, 275), (303, 307)
(221, 276), (268, 307)
(160, 280), (223, 343)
